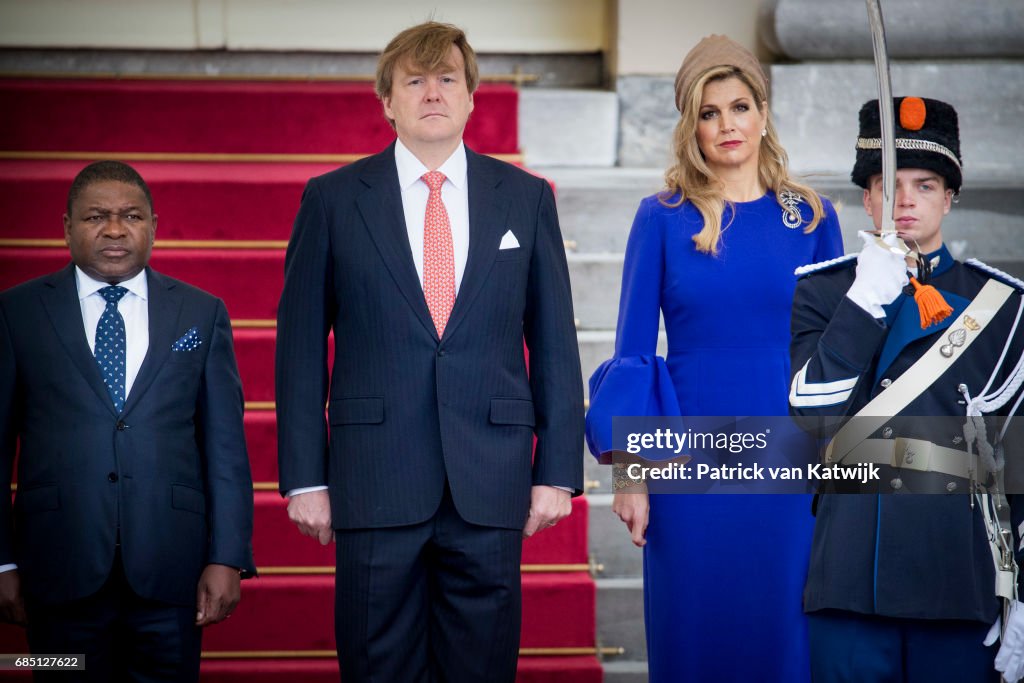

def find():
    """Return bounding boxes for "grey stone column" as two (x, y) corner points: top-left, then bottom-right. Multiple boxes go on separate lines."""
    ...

(765, 0), (1024, 60)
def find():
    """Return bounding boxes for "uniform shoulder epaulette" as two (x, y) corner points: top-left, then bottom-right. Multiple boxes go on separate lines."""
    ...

(794, 253), (857, 278)
(964, 259), (1024, 292)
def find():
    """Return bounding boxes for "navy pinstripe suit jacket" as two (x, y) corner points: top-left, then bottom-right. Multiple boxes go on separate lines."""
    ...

(275, 143), (584, 530)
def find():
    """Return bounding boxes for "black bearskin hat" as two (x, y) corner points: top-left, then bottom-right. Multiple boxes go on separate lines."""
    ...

(852, 96), (962, 192)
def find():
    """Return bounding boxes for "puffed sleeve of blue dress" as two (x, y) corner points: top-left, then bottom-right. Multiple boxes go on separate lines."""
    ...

(586, 197), (682, 462)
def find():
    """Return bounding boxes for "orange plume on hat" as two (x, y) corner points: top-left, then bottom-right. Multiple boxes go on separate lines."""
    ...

(899, 97), (927, 131)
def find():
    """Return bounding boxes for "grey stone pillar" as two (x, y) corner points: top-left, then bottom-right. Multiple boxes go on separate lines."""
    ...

(764, 0), (1024, 59)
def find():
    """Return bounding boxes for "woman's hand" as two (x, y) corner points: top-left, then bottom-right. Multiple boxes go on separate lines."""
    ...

(612, 488), (649, 547)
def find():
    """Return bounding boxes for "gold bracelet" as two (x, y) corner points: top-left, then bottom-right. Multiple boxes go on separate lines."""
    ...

(612, 462), (643, 491)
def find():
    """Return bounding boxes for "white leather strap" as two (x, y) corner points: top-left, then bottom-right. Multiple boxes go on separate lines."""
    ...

(978, 492), (1018, 601)
(825, 278), (1014, 464)
(843, 437), (986, 481)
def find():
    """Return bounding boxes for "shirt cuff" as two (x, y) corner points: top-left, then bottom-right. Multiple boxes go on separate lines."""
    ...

(286, 485), (328, 497)
(0, 563), (17, 573)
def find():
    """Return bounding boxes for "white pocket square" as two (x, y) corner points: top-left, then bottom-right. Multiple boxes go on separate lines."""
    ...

(498, 230), (520, 250)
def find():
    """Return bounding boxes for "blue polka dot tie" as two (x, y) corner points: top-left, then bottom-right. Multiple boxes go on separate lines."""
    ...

(95, 285), (129, 412)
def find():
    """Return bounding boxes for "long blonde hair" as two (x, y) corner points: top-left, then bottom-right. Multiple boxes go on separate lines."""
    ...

(661, 65), (825, 256)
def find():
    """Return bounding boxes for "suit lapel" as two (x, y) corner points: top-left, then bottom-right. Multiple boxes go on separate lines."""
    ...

(355, 144), (438, 340)
(443, 149), (510, 341)
(122, 268), (182, 416)
(41, 264), (119, 417)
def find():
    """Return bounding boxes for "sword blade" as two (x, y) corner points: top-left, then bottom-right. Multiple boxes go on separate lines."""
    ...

(865, 0), (896, 235)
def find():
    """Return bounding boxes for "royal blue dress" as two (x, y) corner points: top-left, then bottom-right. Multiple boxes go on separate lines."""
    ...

(587, 191), (843, 682)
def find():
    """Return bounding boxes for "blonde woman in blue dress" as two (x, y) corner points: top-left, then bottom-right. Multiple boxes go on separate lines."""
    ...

(586, 36), (843, 681)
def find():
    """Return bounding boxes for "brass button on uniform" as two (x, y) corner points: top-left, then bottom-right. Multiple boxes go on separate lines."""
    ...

(890, 477), (903, 490)
(882, 427), (893, 439)
(880, 378), (892, 388)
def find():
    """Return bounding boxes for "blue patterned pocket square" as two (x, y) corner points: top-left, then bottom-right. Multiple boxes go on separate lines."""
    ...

(171, 326), (203, 352)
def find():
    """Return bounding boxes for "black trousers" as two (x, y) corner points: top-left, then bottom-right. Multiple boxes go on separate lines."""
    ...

(334, 484), (523, 683)
(25, 550), (202, 683)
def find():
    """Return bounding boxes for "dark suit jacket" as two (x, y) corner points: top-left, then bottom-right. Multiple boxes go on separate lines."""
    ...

(276, 143), (584, 530)
(0, 265), (255, 607)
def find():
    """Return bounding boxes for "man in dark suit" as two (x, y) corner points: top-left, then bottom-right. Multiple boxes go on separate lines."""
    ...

(0, 161), (256, 682)
(275, 21), (584, 683)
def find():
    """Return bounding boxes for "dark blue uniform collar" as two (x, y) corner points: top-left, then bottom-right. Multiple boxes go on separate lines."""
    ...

(877, 244), (954, 323)
(922, 243), (954, 279)
(874, 243), (967, 382)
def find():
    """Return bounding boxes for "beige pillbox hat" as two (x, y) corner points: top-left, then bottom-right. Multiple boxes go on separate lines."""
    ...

(674, 34), (768, 113)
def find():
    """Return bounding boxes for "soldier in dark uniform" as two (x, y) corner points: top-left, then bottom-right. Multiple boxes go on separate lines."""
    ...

(789, 97), (1024, 681)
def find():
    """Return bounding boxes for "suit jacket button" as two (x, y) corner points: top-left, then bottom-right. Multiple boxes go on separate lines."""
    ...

(108, 472), (119, 483)
(116, 420), (127, 431)
(437, 349), (446, 357)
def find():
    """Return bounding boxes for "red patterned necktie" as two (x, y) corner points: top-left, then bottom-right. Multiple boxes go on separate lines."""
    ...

(421, 171), (456, 336)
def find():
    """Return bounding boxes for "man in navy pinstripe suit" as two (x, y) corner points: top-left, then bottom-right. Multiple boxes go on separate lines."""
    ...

(275, 22), (584, 683)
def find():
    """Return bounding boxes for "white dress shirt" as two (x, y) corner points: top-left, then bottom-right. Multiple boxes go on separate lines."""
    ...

(395, 138), (471, 294)
(0, 267), (150, 574)
(76, 266), (150, 398)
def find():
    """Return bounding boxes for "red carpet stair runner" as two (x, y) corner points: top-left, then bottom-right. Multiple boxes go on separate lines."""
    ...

(0, 75), (601, 681)
(0, 79), (518, 157)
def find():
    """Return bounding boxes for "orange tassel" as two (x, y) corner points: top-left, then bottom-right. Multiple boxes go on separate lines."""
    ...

(909, 276), (953, 328)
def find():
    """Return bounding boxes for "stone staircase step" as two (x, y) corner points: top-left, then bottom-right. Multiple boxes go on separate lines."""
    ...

(772, 62), (1024, 181)
(520, 89), (619, 167)
(547, 167), (664, 253)
(596, 578), (647, 663)
(584, 450), (612, 493)
(615, 75), (677, 169)
(601, 661), (650, 683)
(587, 494), (643, 578)
(569, 253), (624, 330)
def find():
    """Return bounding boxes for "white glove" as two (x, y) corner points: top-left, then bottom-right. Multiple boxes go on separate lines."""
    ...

(994, 601), (1024, 682)
(845, 231), (909, 318)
